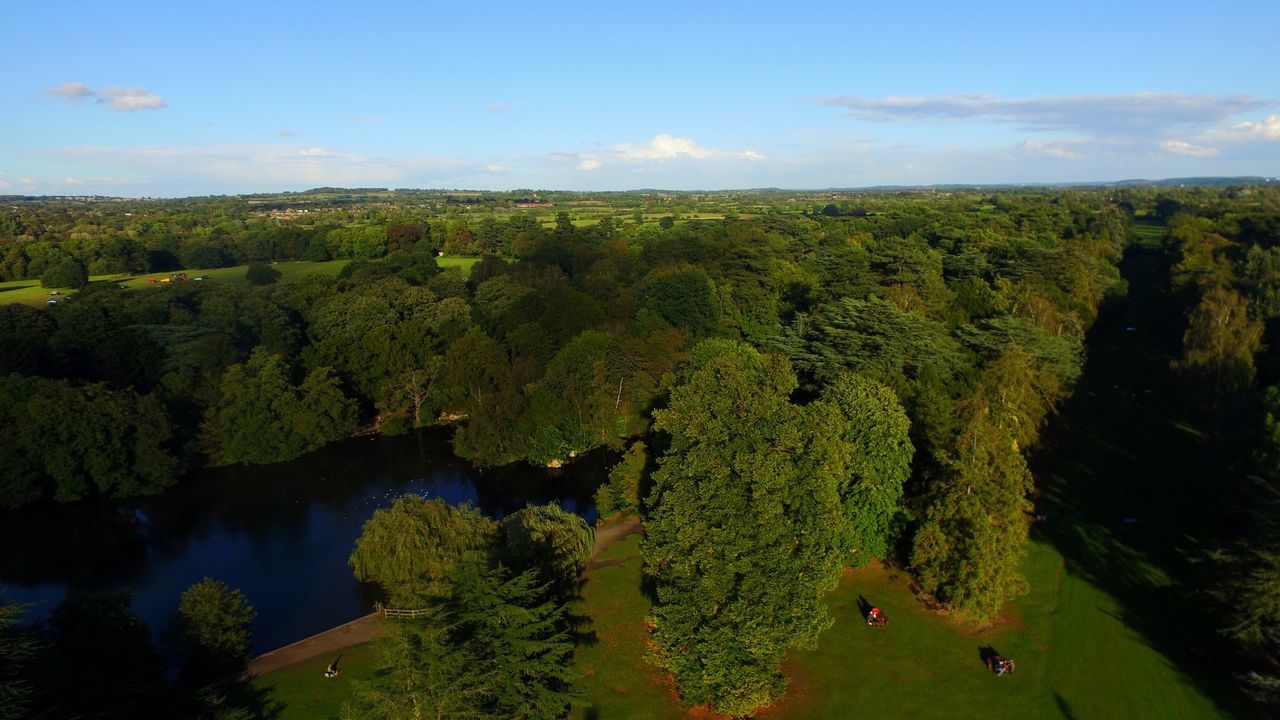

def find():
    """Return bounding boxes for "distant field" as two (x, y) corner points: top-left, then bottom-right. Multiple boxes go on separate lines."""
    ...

(1132, 221), (1166, 247)
(0, 256), (482, 308)
(436, 256), (480, 274)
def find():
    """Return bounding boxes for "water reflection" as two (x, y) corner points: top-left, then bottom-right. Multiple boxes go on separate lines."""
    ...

(0, 427), (607, 652)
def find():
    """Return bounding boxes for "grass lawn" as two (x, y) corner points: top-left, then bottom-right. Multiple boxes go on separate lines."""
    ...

(568, 533), (685, 720)
(436, 255), (481, 275)
(760, 542), (1227, 719)
(250, 639), (381, 720)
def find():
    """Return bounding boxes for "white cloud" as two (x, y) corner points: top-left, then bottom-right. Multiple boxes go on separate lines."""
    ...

(1021, 138), (1086, 160)
(550, 134), (763, 172)
(1208, 114), (1280, 142)
(47, 82), (95, 100)
(813, 92), (1269, 137)
(64, 177), (84, 185)
(1160, 140), (1220, 158)
(46, 82), (166, 111)
(614, 134), (763, 161)
(96, 87), (166, 111)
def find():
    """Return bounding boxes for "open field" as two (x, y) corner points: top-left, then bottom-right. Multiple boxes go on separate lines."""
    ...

(250, 640), (382, 720)
(569, 532), (685, 720)
(0, 256), (482, 307)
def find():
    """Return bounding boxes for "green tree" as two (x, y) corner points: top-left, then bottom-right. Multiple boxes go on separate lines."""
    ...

(641, 266), (720, 337)
(167, 578), (256, 681)
(596, 441), (647, 516)
(344, 561), (575, 720)
(1173, 286), (1263, 404)
(440, 562), (577, 720)
(40, 258), (88, 288)
(642, 340), (846, 715)
(212, 348), (356, 465)
(342, 620), (485, 720)
(499, 503), (595, 596)
(810, 373), (913, 565)
(244, 261), (280, 285)
(349, 495), (497, 603)
(910, 351), (1046, 621)
(45, 592), (164, 719)
(0, 374), (177, 507)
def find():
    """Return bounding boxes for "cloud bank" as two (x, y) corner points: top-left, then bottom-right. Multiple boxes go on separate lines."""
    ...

(813, 92), (1268, 135)
(47, 82), (166, 111)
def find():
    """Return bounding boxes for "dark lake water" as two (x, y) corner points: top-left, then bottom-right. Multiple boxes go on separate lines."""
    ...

(0, 428), (608, 653)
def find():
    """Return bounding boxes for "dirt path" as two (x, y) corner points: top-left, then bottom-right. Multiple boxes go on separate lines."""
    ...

(246, 612), (386, 677)
(248, 516), (644, 677)
(590, 516), (642, 566)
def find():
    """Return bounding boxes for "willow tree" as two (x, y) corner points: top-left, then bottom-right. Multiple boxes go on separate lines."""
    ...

(498, 503), (594, 597)
(349, 496), (496, 604)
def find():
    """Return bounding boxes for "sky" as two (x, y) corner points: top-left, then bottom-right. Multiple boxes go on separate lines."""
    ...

(2, 0), (1279, 196)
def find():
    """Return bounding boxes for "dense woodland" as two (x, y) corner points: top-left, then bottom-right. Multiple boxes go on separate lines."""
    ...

(1155, 186), (1280, 711)
(5, 185), (1280, 717)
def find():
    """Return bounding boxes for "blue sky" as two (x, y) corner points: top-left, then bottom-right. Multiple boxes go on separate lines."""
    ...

(3, 0), (1279, 196)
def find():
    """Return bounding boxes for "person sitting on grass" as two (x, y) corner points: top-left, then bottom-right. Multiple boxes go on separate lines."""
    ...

(987, 655), (1015, 677)
(866, 607), (888, 626)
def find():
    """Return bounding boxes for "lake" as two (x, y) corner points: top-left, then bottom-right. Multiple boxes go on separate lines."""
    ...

(0, 427), (609, 653)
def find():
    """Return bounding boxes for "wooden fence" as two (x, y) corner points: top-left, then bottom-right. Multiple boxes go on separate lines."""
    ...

(374, 602), (431, 620)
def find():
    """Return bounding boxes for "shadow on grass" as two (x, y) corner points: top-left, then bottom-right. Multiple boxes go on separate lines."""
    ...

(856, 595), (873, 618)
(566, 609), (599, 647)
(1030, 243), (1248, 716)
(1053, 691), (1079, 720)
(977, 645), (1001, 669)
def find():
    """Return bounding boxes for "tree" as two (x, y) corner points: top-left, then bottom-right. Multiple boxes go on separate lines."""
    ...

(244, 261), (280, 285)
(345, 561), (575, 720)
(45, 592), (164, 718)
(809, 373), (913, 565)
(596, 441), (647, 516)
(341, 620), (485, 720)
(40, 258), (87, 288)
(439, 562), (577, 720)
(349, 495), (496, 603)
(212, 348), (355, 465)
(1173, 286), (1263, 405)
(0, 374), (178, 507)
(168, 579), (256, 682)
(499, 503), (594, 597)
(642, 340), (847, 715)
(641, 265), (720, 337)
(381, 357), (443, 426)
(910, 351), (1046, 621)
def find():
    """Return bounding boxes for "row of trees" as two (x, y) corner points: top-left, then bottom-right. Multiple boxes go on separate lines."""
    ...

(1159, 186), (1280, 710)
